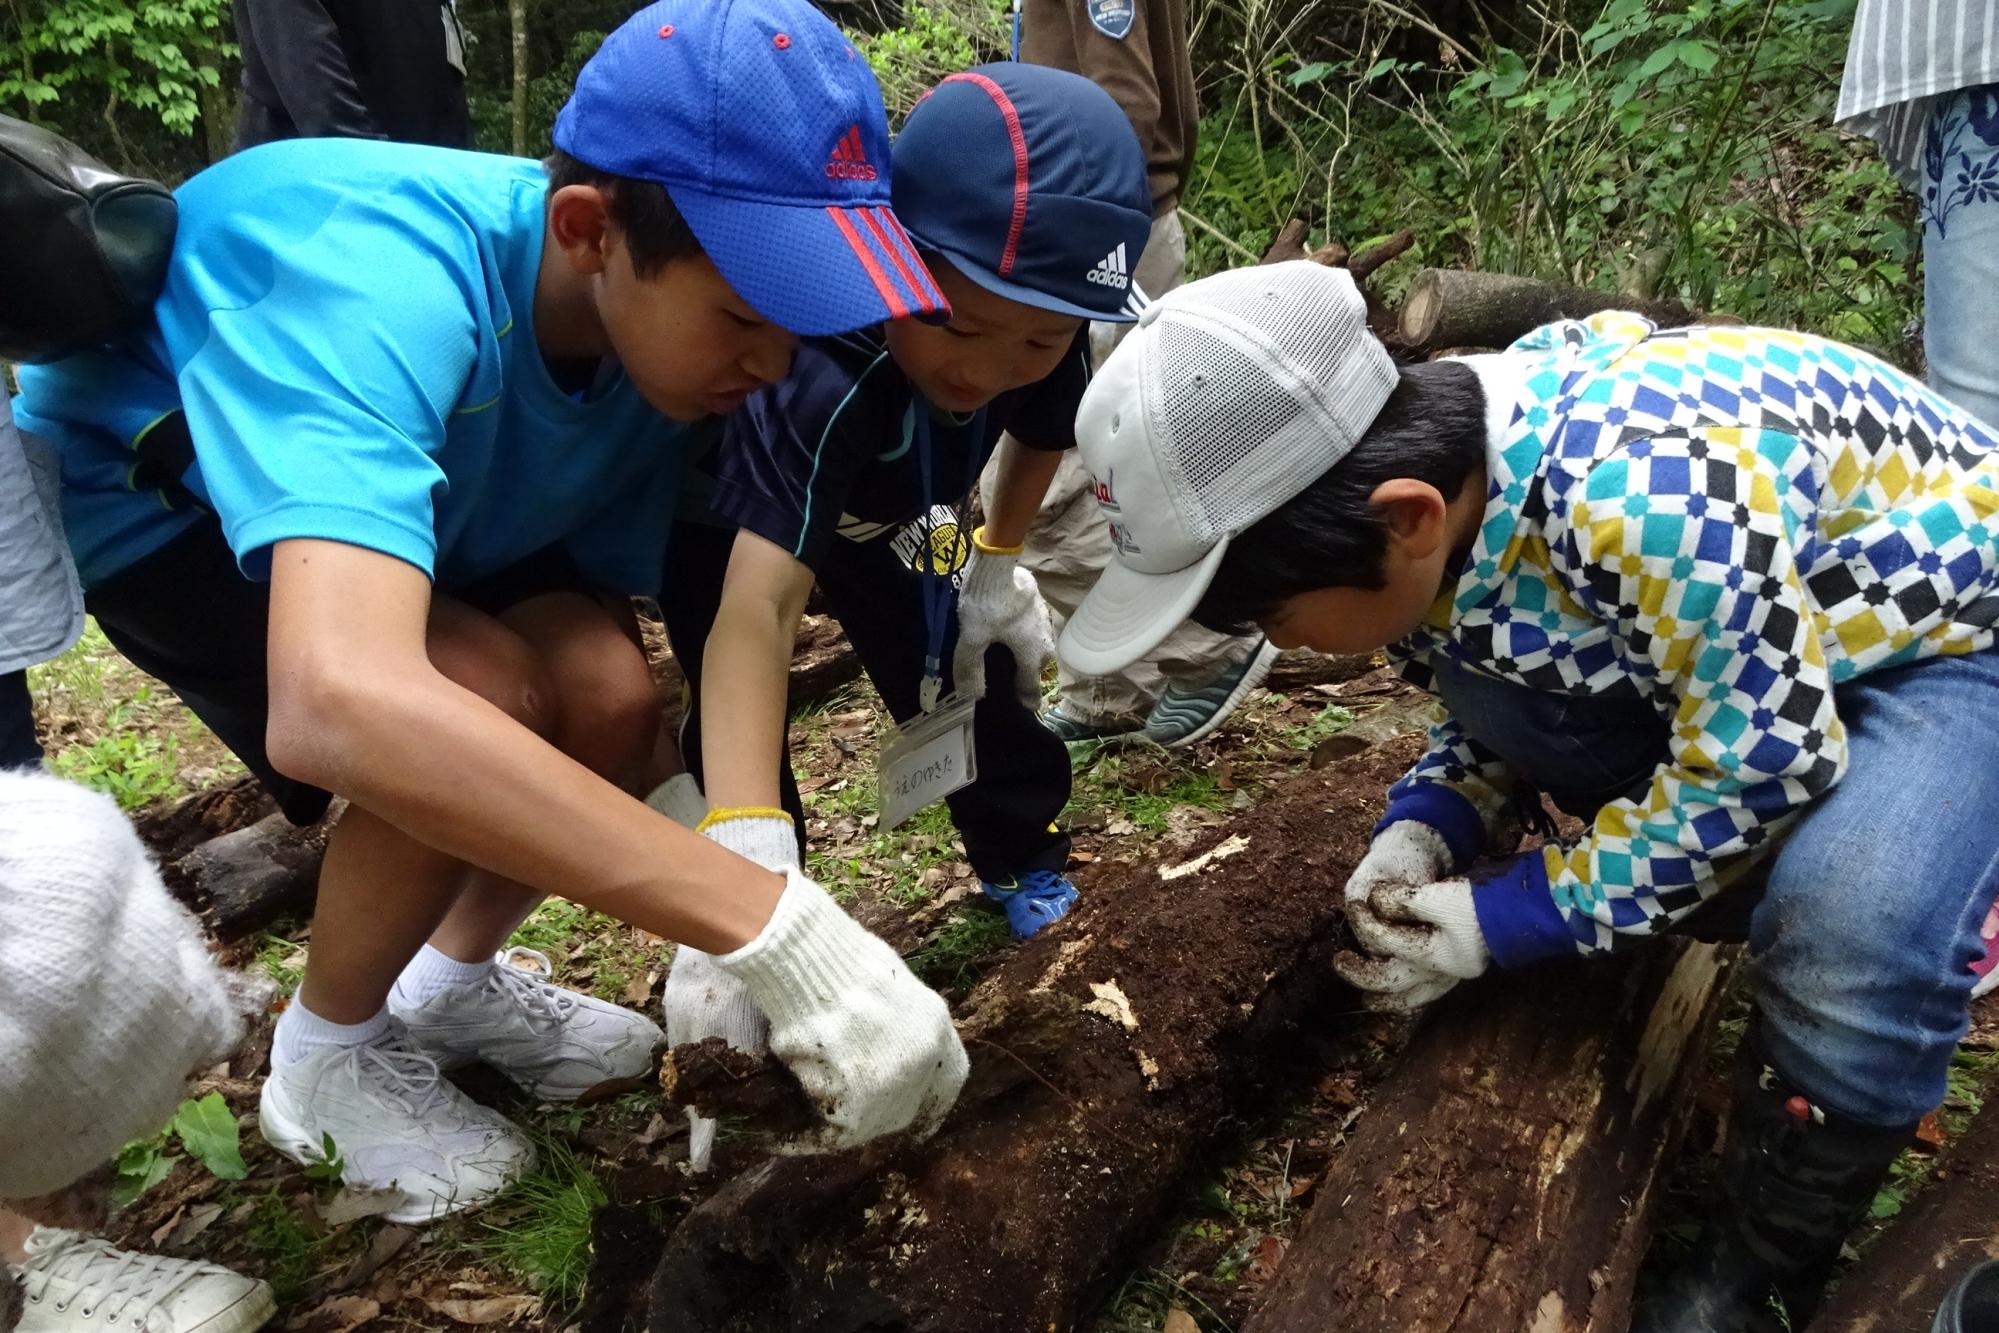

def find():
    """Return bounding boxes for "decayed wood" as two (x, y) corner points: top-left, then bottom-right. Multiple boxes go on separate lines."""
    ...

(647, 738), (1431, 1333)
(1246, 939), (1737, 1333)
(158, 803), (343, 939)
(1262, 650), (1379, 695)
(786, 614), (862, 706)
(1810, 1095), (1999, 1333)
(1399, 267), (1695, 351)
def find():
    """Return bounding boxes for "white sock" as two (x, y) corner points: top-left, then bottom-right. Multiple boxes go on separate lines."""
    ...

(390, 944), (495, 1008)
(271, 999), (393, 1070)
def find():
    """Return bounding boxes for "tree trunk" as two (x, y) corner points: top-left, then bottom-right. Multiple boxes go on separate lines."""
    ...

(1245, 939), (1737, 1333)
(508, 0), (529, 156)
(647, 737), (1431, 1333)
(1399, 268), (1695, 352)
(1810, 1096), (1999, 1333)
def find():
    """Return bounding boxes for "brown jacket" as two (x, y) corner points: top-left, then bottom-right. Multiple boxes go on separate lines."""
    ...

(1020, 0), (1196, 216)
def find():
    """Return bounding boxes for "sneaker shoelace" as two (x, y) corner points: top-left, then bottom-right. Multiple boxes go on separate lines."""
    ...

(353, 1029), (453, 1118)
(17, 1232), (202, 1326)
(487, 947), (579, 1030)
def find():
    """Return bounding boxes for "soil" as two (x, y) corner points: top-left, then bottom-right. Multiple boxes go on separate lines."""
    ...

(657, 1039), (815, 1136)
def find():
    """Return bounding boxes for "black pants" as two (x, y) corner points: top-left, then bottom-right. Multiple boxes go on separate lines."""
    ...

(1, 670), (40, 767)
(661, 522), (1072, 881)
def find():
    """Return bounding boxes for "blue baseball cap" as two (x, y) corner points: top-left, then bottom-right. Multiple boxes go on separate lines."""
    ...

(891, 63), (1152, 323)
(553, 0), (947, 336)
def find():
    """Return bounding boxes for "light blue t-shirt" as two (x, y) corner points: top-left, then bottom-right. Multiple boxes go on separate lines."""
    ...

(15, 138), (683, 595)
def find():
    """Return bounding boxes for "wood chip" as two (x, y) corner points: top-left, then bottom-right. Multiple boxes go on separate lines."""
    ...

(1159, 834), (1251, 880)
(1083, 980), (1139, 1031)
(1163, 1307), (1201, 1333)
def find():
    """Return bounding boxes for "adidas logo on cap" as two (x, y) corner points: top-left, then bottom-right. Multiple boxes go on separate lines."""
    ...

(1086, 242), (1130, 289)
(825, 125), (878, 181)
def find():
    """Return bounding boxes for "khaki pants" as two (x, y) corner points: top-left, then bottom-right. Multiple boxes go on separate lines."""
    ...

(1003, 211), (1259, 725)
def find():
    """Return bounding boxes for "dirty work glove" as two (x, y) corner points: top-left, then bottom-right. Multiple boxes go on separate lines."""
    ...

(951, 526), (1053, 713)
(645, 778), (795, 1169)
(712, 869), (969, 1152)
(1334, 821), (1480, 1012)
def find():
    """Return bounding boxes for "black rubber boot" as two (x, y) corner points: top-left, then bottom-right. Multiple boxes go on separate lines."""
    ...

(1632, 1021), (1917, 1333)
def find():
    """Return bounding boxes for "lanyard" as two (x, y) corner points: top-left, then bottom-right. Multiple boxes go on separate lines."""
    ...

(1010, 0), (1022, 59)
(913, 398), (985, 712)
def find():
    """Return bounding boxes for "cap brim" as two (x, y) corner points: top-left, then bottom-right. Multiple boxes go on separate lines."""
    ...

(934, 244), (1142, 323)
(1058, 535), (1232, 677)
(671, 185), (951, 337)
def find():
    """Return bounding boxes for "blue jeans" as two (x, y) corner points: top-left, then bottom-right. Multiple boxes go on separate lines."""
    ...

(1924, 84), (1999, 429)
(1431, 651), (1999, 1128)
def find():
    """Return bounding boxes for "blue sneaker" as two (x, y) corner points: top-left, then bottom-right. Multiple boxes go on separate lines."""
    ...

(981, 869), (1079, 939)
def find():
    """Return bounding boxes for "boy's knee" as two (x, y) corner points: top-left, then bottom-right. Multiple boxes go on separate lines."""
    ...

(548, 641), (659, 770)
(430, 630), (559, 738)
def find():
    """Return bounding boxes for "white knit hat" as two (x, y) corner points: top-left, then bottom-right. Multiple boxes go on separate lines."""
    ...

(0, 769), (250, 1198)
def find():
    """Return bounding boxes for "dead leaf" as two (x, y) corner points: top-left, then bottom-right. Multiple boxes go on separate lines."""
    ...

(167, 1202), (224, 1249)
(623, 968), (658, 1006)
(422, 1294), (540, 1325)
(320, 1184), (412, 1229)
(1915, 1110), (1948, 1153)
(1214, 759), (1235, 791)
(1068, 849), (1099, 865)
(1246, 1233), (1289, 1282)
(1163, 1310), (1201, 1333)
(333, 1224), (414, 1292)
(1309, 733), (1373, 768)
(1104, 817), (1136, 837)
(290, 1295), (380, 1333)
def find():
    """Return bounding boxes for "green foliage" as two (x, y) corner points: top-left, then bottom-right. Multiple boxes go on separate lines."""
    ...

(50, 695), (184, 810)
(0, 0), (235, 143)
(469, 1131), (608, 1313)
(847, 0), (1005, 123)
(299, 1131), (346, 1188)
(1184, 0), (1917, 359)
(113, 1091), (247, 1207)
(239, 1188), (326, 1306)
(906, 907), (1013, 988)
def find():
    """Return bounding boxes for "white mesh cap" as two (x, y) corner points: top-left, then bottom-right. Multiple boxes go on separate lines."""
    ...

(1058, 262), (1399, 676)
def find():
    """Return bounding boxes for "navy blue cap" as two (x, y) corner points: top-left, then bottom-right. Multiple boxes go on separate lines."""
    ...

(554, 0), (947, 336)
(891, 63), (1152, 322)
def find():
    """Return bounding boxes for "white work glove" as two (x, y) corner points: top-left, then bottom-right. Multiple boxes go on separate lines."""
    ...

(713, 869), (968, 1152)
(951, 527), (1054, 713)
(646, 777), (798, 1169)
(1335, 821), (1488, 1011)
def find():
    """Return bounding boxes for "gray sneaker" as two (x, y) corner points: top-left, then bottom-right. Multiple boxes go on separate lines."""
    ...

(1039, 705), (1143, 745)
(1143, 637), (1281, 748)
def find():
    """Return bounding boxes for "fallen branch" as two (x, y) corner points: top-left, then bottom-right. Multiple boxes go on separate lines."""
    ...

(1399, 268), (1695, 352)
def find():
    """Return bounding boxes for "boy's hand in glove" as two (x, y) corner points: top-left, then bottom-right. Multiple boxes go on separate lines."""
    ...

(951, 526), (1053, 712)
(1335, 821), (1488, 1011)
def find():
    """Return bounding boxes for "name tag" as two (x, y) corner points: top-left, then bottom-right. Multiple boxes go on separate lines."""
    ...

(878, 692), (978, 830)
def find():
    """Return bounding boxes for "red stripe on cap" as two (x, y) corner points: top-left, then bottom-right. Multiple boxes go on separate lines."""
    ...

(827, 206), (910, 320)
(941, 71), (1029, 277)
(860, 207), (945, 315)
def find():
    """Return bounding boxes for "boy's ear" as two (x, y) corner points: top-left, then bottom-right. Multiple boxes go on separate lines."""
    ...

(1368, 478), (1449, 561)
(548, 183), (615, 276)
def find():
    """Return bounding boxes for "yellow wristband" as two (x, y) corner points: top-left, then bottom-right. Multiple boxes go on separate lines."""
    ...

(971, 524), (1024, 556)
(696, 806), (794, 834)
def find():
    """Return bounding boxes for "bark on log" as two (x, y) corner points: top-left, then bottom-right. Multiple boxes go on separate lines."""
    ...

(1348, 228), (1415, 281)
(1263, 650), (1379, 695)
(159, 803), (343, 940)
(1810, 1096), (1999, 1332)
(133, 775), (277, 863)
(1399, 268), (1695, 352)
(1260, 218), (1311, 265)
(1245, 938), (1737, 1333)
(787, 614), (863, 706)
(647, 737), (1430, 1333)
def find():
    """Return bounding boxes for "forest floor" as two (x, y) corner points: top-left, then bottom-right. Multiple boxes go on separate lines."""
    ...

(25, 616), (1999, 1332)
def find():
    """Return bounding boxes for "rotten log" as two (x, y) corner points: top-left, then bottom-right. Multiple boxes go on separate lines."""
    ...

(158, 802), (343, 940)
(1246, 938), (1737, 1333)
(1810, 1090), (1999, 1332)
(786, 614), (863, 706)
(1263, 650), (1379, 695)
(648, 736), (1430, 1333)
(1399, 267), (1695, 352)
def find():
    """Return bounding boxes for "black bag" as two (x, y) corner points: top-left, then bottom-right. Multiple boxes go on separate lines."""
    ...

(0, 113), (176, 365)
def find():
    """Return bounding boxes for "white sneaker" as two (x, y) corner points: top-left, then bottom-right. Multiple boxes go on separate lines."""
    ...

(390, 947), (664, 1101)
(11, 1227), (274, 1333)
(258, 1021), (533, 1226)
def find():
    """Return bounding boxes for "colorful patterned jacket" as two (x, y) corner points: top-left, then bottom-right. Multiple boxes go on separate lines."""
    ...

(1381, 314), (1999, 966)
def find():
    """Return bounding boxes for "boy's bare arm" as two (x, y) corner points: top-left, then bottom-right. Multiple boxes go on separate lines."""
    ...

(980, 433), (1065, 549)
(262, 537), (783, 953)
(699, 529), (817, 811)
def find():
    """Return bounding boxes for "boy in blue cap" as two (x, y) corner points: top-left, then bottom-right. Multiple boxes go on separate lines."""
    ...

(13, 0), (966, 1224)
(653, 61), (1151, 1164)
(1058, 262), (1999, 1331)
